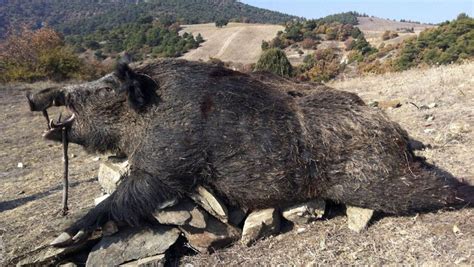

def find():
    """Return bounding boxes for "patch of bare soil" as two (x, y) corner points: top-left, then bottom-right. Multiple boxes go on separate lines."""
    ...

(1, 63), (473, 265)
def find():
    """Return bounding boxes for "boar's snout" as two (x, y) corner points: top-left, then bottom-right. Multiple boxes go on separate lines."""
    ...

(26, 87), (67, 112)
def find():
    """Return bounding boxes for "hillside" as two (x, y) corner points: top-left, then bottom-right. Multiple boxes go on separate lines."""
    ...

(357, 16), (435, 47)
(0, 0), (297, 38)
(180, 23), (284, 64)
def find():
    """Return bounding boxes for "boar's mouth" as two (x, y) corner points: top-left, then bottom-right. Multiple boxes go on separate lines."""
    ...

(42, 111), (76, 142)
(26, 92), (76, 142)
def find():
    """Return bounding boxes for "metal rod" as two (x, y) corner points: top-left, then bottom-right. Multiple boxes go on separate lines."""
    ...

(42, 110), (50, 130)
(61, 127), (69, 216)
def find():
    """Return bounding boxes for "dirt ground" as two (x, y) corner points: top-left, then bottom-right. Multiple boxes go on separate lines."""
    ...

(1, 63), (473, 265)
(180, 23), (284, 64)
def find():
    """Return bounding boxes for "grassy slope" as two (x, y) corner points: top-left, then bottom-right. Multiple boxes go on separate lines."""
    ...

(357, 17), (435, 47)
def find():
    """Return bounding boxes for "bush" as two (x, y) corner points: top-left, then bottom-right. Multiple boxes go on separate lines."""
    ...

(393, 14), (473, 71)
(254, 48), (293, 77)
(0, 27), (85, 82)
(382, 30), (399, 41)
(297, 48), (342, 82)
(39, 47), (82, 80)
(215, 19), (229, 28)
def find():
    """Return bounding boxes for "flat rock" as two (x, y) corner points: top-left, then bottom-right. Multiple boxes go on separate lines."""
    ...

(346, 205), (374, 233)
(120, 254), (165, 267)
(154, 208), (191, 226)
(180, 215), (241, 253)
(282, 199), (326, 225)
(188, 205), (208, 229)
(190, 186), (229, 223)
(153, 199), (207, 228)
(98, 159), (129, 194)
(86, 226), (179, 267)
(241, 208), (280, 246)
(94, 194), (110, 206)
(15, 238), (99, 266)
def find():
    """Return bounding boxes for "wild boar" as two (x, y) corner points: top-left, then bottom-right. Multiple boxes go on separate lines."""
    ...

(26, 59), (473, 246)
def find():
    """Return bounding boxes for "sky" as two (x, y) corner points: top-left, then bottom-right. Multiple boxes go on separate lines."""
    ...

(241, 0), (474, 24)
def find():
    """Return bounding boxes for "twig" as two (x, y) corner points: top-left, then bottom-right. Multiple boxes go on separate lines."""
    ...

(42, 110), (50, 130)
(409, 102), (420, 110)
(61, 126), (69, 216)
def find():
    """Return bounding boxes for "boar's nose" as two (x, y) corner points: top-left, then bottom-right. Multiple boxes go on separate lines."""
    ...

(26, 88), (66, 111)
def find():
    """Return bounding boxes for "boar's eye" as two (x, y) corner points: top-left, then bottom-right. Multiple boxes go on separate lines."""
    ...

(97, 87), (113, 97)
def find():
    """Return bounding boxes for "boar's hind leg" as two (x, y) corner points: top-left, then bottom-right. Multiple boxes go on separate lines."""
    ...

(52, 169), (182, 246)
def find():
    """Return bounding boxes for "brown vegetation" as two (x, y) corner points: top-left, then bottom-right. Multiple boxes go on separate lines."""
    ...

(0, 27), (111, 82)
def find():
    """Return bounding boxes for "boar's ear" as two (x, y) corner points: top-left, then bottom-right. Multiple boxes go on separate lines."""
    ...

(114, 62), (158, 112)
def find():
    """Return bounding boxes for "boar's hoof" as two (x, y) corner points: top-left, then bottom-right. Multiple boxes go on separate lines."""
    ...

(72, 229), (88, 242)
(50, 232), (73, 247)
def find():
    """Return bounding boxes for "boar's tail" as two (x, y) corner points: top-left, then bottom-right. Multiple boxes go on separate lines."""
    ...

(323, 160), (473, 215)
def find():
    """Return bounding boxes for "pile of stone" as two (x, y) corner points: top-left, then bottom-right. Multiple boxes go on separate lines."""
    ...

(88, 157), (331, 266)
(18, 157), (374, 266)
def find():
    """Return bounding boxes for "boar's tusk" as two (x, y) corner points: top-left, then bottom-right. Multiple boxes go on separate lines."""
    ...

(72, 230), (86, 242)
(50, 113), (75, 129)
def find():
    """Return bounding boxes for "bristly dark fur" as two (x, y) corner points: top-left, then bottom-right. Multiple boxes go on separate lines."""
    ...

(28, 59), (473, 237)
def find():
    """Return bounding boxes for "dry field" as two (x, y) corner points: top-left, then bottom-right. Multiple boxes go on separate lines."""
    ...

(1, 63), (473, 265)
(357, 16), (434, 47)
(179, 18), (433, 68)
(180, 23), (284, 64)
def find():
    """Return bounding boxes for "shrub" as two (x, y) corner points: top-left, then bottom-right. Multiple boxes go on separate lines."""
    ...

(0, 27), (85, 82)
(393, 14), (473, 71)
(196, 33), (204, 44)
(382, 30), (399, 41)
(297, 48), (342, 82)
(215, 19), (229, 28)
(254, 48), (293, 77)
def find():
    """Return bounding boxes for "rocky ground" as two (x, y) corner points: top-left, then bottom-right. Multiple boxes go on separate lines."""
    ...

(1, 63), (473, 265)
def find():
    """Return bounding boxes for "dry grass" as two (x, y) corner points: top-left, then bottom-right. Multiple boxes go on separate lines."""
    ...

(180, 23), (284, 64)
(357, 17), (434, 47)
(330, 62), (474, 180)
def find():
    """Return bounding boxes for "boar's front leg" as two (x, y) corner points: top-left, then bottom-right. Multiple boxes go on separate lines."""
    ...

(51, 168), (183, 246)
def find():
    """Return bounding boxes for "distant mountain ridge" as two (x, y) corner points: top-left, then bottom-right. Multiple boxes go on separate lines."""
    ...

(0, 0), (298, 38)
